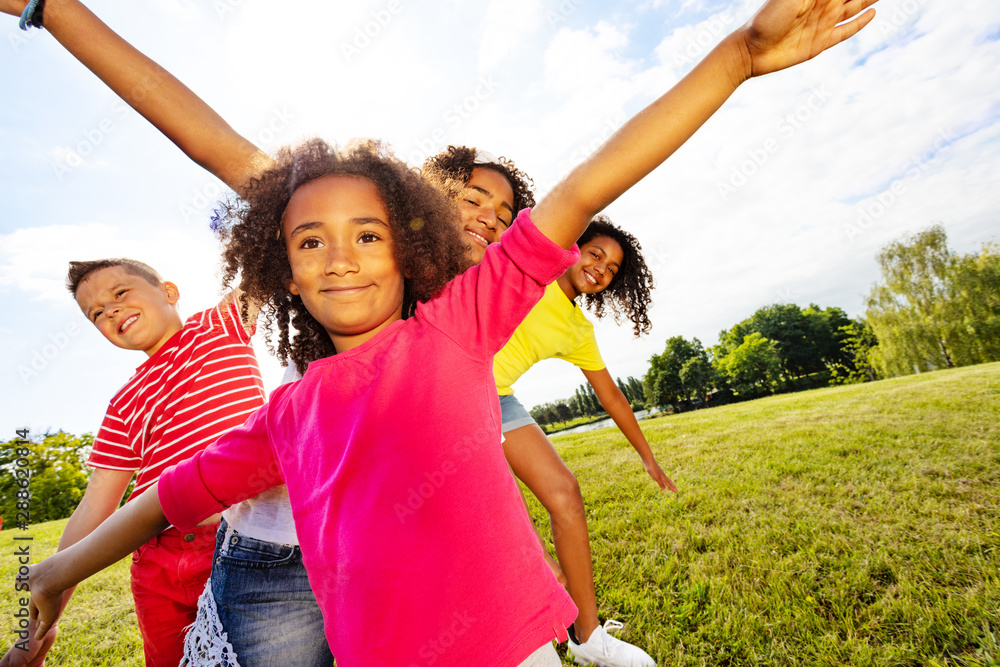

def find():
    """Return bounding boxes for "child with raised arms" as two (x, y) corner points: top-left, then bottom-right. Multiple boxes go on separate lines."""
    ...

(493, 215), (675, 666)
(0, 4), (541, 663)
(4, 0), (880, 664)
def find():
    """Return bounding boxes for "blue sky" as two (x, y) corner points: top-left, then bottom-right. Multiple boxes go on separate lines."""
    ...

(2, 0), (999, 439)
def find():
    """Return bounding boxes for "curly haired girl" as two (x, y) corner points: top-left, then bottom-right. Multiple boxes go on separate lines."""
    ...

(214, 138), (470, 375)
(26, 133), (594, 666)
(422, 145), (535, 263)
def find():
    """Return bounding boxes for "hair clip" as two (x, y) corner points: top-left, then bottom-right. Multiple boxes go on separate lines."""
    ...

(473, 149), (500, 166)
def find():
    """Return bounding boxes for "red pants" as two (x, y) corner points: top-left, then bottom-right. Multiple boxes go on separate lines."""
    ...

(129, 523), (218, 667)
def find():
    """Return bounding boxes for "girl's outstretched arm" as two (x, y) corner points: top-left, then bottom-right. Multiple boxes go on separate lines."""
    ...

(1, 0), (270, 194)
(583, 367), (677, 492)
(531, 0), (878, 248)
(6, 485), (169, 653)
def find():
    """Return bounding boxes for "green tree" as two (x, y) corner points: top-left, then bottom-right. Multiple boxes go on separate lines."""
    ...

(866, 226), (1000, 376)
(680, 356), (715, 402)
(1, 432), (95, 526)
(718, 303), (837, 382)
(644, 337), (710, 408)
(530, 403), (557, 426)
(947, 243), (1000, 363)
(553, 401), (573, 423)
(828, 319), (879, 384)
(714, 333), (782, 397)
(627, 376), (645, 406)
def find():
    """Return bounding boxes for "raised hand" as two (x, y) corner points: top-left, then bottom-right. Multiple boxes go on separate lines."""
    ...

(742, 0), (879, 77)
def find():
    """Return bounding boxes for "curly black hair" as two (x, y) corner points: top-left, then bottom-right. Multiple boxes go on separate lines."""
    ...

(212, 138), (470, 373)
(577, 216), (654, 337)
(421, 145), (536, 215)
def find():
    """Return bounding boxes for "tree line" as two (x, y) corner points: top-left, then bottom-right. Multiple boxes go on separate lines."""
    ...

(529, 377), (645, 427)
(644, 225), (999, 411)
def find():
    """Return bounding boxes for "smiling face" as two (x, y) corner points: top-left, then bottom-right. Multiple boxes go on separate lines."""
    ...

(283, 174), (405, 354)
(75, 266), (183, 356)
(558, 235), (625, 298)
(456, 167), (515, 264)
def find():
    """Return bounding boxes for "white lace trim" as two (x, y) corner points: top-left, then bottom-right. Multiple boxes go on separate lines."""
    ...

(181, 580), (241, 667)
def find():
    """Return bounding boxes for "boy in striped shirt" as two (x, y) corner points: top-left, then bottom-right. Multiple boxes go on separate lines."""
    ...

(26, 258), (266, 667)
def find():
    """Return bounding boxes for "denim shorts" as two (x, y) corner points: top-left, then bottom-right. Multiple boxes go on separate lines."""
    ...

(210, 518), (333, 666)
(499, 393), (536, 433)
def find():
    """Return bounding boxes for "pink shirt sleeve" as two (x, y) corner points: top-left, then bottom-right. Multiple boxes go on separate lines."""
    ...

(421, 209), (579, 357)
(158, 401), (281, 530)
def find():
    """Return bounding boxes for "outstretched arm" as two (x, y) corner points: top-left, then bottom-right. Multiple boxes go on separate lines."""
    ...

(531, 0), (878, 248)
(16, 485), (169, 648)
(583, 368), (677, 492)
(1, 0), (271, 194)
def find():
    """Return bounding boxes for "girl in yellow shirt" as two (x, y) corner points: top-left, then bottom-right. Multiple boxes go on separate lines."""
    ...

(493, 216), (676, 667)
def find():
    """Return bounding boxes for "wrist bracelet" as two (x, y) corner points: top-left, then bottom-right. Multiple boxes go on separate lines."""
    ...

(19, 0), (46, 30)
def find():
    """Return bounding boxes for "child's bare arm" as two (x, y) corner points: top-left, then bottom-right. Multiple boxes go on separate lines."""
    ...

(583, 367), (677, 492)
(23, 484), (170, 645)
(531, 0), (878, 248)
(0, 468), (133, 666)
(1, 0), (271, 194)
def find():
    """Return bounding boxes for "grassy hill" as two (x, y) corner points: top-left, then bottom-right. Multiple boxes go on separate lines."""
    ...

(3, 362), (998, 665)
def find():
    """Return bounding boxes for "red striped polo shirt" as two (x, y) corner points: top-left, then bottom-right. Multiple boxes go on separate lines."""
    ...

(89, 295), (266, 501)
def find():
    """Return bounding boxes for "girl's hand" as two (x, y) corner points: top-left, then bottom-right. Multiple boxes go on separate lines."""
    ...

(0, 622), (57, 667)
(542, 548), (568, 587)
(741, 0), (879, 78)
(0, 565), (61, 667)
(644, 458), (678, 493)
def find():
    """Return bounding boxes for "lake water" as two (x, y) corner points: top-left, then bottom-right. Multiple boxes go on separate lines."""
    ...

(550, 409), (658, 437)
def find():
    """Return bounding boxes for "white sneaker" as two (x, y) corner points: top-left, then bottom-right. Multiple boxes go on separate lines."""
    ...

(566, 620), (656, 667)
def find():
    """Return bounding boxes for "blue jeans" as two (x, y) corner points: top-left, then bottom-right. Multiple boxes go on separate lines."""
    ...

(499, 393), (537, 433)
(211, 518), (334, 666)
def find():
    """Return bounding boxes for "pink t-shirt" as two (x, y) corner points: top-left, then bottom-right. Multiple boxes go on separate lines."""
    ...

(160, 211), (579, 667)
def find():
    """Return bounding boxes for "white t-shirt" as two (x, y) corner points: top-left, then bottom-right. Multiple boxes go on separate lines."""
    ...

(219, 363), (301, 545)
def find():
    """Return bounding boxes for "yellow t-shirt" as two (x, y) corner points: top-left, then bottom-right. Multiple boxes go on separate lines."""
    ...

(494, 281), (606, 395)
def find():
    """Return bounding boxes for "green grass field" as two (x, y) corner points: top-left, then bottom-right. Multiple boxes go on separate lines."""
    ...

(3, 362), (998, 665)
